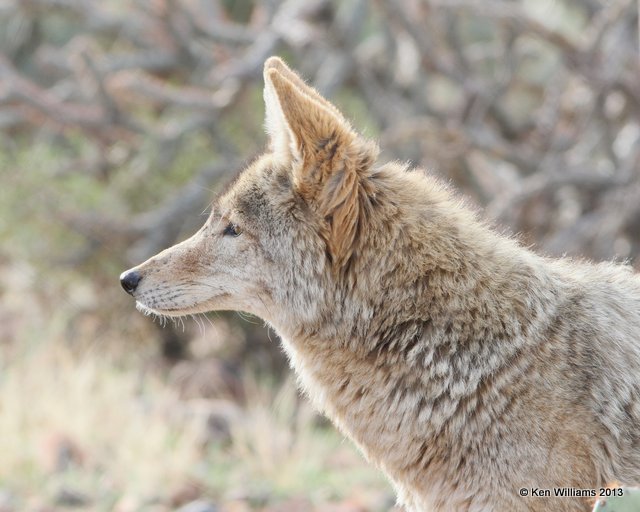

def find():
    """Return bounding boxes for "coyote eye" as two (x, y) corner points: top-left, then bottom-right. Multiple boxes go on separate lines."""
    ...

(222, 222), (241, 237)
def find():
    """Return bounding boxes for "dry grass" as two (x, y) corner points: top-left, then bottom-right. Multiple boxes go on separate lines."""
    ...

(204, 377), (392, 507)
(0, 320), (201, 508)
(0, 261), (392, 512)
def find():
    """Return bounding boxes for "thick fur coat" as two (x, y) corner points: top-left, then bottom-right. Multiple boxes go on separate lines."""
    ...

(121, 57), (640, 511)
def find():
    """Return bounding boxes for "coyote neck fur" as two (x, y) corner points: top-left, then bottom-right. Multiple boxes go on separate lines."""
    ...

(275, 169), (575, 510)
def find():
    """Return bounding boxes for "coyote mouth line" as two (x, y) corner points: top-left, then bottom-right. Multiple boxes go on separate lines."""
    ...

(135, 301), (192, 317)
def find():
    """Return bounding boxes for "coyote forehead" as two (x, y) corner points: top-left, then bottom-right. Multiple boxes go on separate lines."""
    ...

(121, 57), (640, 512)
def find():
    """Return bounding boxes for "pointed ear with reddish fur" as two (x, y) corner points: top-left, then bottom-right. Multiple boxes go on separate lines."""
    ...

(262, 59), (379, 268)
(263, 56), (350, 126)
(264, 67), (355, 167)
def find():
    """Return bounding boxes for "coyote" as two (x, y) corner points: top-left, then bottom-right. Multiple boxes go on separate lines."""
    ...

(120, 57), (640, 511)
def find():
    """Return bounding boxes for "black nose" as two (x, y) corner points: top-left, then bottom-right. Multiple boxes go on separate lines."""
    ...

(120, 270), (141, 295)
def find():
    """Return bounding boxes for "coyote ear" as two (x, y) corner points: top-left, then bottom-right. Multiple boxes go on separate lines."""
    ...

(263, 65), (295, 160)
(263, 59), (379, 268)
(263, 64), (356, 165)
(264, 56), (349, 126)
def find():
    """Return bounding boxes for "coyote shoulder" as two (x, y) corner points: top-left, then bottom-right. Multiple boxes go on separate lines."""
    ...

(120, 57), (640, 511)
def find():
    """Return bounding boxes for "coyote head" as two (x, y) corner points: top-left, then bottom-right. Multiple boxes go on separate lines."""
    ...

(120, 57), (385, 328)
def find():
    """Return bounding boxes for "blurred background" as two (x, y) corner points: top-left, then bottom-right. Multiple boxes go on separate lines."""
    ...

(0, 0), (639, 511)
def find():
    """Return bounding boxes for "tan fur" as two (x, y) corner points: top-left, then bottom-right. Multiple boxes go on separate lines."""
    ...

(121, 57), (640, 511)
